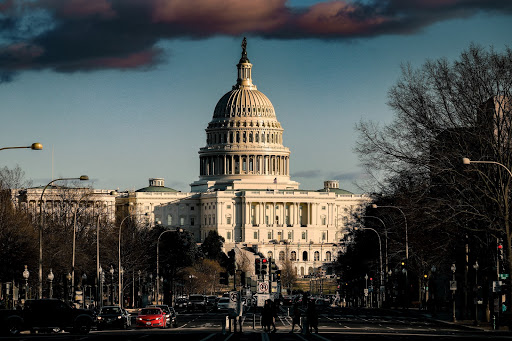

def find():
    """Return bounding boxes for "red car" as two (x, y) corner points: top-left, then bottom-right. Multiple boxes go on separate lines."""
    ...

(136, 307), (166, 328)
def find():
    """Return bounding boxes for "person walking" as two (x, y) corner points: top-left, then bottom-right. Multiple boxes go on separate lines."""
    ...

(270, 299), (278, 333)
(290, 303), (302, 333)
(306, 299), (318, 333)
(262, 299), (272, 332)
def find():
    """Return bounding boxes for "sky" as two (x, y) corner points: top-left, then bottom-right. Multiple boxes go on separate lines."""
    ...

(0, 0), (511, 194)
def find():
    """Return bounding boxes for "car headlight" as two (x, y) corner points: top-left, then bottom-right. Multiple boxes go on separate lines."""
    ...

(137, 318), (142, 321)
(117, 316), (122, 319)
(97, 317), (102, 320)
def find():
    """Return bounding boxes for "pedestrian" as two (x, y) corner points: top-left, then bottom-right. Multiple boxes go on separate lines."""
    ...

(306, 299), (318, 333)
(270, 299), (278, 333)
(262, 299), (272, 332)
(290, 303), (302, 333)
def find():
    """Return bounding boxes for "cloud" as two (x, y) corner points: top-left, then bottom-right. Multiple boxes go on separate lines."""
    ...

(0, 0), (510, 82)
(291, 170), (323, 178)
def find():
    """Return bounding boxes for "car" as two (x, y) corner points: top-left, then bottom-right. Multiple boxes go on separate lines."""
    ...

(216, 297), (230, 311)
(136, 307), (166, 328)
(96, 306), (130, 330)
(147, 305), (177, 328)
(206, 295), (217, 307)
(175, 297), (188, 309)
(187, 295), (207, 312)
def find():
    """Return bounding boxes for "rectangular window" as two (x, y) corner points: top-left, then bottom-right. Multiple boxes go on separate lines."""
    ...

(288, 232), (292, 240)
(190, 217), (195, 226)
(226, 216), (232, 224)
(322, 232), (327, 241)
(268, 232), (272, 240)
(180, 217), (185, 226)
(227, 231), (231, 240)
(265, 216), (269, 225)
(213, 216), (215, 224)
(322, 206), (326, 210)
(254, 231), (258, 239)
(227, 205), (231, 209)
(191, 206), (194, 211)
(322, 217), (326, 225)
(302, 232), (306, 240)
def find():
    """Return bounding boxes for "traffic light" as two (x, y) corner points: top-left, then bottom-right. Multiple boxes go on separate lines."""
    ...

(220, 272), (229, 285)
(270, 258), (277, 274)
(499, 239), (504, 260)
(255, 258), (261, 276)
(261, 258), (268, 275)
(276, 270), (281, 282)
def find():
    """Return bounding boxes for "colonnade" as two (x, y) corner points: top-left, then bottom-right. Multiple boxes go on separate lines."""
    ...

(200, 154), (290, 177)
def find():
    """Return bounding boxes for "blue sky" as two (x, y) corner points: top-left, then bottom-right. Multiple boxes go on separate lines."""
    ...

(0, 1), (511, 193)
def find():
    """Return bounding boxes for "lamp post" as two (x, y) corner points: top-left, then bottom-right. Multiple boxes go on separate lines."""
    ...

(109, 265), (114, 305)
(451, 263), (457, 322)
(364, 274), (369, 308)
(118, 215), (131, 309)
(474, 261), (479, 325)
(355, 223), (383, 308)
(82, 273), (87, 308)
(48, 269), (54, 298)
(71, 192), (91, 305)
(371, 204), (408, 307)
(22, 265), (29, 301)
(0, 143), (43, 151)
(156, 228), (182, 305)
(66, 273), (72, 303)
(38, 175), (89, 299)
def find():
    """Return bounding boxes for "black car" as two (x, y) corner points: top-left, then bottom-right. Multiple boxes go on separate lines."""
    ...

(96, 306), (130, 330)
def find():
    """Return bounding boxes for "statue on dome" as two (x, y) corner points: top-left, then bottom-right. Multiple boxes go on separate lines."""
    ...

(241, 37), (248, 58)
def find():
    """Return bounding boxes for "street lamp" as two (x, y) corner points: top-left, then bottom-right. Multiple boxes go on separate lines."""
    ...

(71, 192), (92, 304)
(474, 261), (479, 325)
(38, 175), (89, 299)
(371, 204), (409, 307)
(0, 142), (43, 151)
(22, 265), (29, 301)
(354, 223), (383, 308)
(109, 265), (115, 305)
(66, 273), (72, 303)
(462, 158), (512, 177)
(451, 263), (457, 322)
(48, 269), (54, 298)
(118, 215), (131, 309)
(82, 273), (87, 308)
(156, 228), (183, 305)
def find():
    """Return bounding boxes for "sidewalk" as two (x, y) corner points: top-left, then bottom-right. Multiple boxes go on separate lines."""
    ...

(403, 308), (510, 332)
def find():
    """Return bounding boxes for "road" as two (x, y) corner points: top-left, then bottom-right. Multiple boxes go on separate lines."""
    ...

(3, 305), (512, 340)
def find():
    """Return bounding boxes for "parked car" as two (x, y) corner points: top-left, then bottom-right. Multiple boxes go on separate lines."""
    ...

(216, 297), (230, 311)
(147, 305), (177, 328)
(0, 299), (94, 336)
(96, 306), (130, 330)
(136, 307), (166, 328)
(187, 295), (207, 312)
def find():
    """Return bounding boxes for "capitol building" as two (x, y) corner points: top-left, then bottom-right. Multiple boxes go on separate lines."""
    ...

(130, 40), (369, 277)
(16, 40), (369, 278)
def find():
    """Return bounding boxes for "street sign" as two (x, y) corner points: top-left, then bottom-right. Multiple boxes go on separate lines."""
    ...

(256, 294), (270, 307)
(450, 280), (457, 291)
(364, 288), (368, 296)
(258, 281), (269, 293)
(229, 291), (239, 310)
(499, 274), (509, 280)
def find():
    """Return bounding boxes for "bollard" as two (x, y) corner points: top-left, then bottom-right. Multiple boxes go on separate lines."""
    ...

(253, 313), (255, 329)
(222, 316), (226, 334)
(287, 307), (290, 317)
(226, 315), (231, 333)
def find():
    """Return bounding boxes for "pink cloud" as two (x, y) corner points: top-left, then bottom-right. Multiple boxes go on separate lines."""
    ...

(79, 49), (161, 70)
(151, 0), (288, 34)
(0, 43), (45, 69)
(296, 1), (389, 36)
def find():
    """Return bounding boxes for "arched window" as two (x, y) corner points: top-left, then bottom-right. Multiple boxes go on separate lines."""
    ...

(314, 251), (320, 261)
(302, 251), (308, 261)
(291, 251), (296, 261)
(300, 267), (304, 276)
(326, 251), (332, 262)
(279, 251), (285, 261)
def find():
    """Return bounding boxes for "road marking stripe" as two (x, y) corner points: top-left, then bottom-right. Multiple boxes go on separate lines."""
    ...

(199, 333), (217, 341)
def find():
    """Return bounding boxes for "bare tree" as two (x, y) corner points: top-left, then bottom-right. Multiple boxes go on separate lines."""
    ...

(355, 44), (512, 304)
